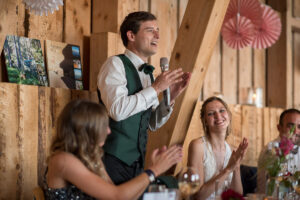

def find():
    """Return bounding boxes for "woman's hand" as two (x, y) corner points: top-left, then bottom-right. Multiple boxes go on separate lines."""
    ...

(225, 138), (248, 172)
(149, 145), (183, 176)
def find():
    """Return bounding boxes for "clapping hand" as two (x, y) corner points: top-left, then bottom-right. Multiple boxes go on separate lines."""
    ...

(149, 145), (183, 177)
(226, 138), (248, 172)
(170, 71), (191, 104)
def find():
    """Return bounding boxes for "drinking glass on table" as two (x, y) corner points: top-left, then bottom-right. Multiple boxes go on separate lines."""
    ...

(178, 166), (200, 200)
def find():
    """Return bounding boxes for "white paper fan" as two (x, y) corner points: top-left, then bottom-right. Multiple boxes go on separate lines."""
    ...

(23, 0), (63, 16)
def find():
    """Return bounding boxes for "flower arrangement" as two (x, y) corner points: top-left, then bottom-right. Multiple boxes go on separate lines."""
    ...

(221, 189), (245, 200)
(258, 125), (298, 196)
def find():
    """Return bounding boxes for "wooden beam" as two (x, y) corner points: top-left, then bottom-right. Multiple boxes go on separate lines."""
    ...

(167, 0), (230, 146)
(146, 0), (230, 169)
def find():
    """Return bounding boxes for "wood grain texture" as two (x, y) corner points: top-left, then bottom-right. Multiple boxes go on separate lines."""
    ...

(178, 0), (189, 27)
(0, 83), (97, 200)
(19, 84), (38, 199)
(253, 49), (266, 106)
(150, 0), (178, 77)
(0, 0), (19, 54)
(92, 0), (139, 33)
(167, 0), (230, 146)
(222, 40), (238, 104)
(139, 0), (150, 11)
(293, 31), (300, 109)
(27, 8), (63, 42)
(64, 0), (91, 86)
(0, 83), (19, 199)
(174, 100), (203, 175)
(203, 36), (221, 99)
(293, 0), (300, 18)
(89, 32), (125, 91)
(146, 1), (231, 169)
(238, 47), (252, 104)
(267, 0), (290, 108)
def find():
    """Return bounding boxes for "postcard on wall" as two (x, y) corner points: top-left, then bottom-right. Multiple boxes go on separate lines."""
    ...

(3, 35), (48, 86)
(45, 40), (83, 90)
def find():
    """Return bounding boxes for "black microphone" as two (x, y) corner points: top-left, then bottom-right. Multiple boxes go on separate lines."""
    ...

(160, 57), (170, 107)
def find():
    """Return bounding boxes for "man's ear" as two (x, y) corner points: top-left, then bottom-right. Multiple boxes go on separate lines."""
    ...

(127, 30), (135, 42)
(277, 124), (281, 132)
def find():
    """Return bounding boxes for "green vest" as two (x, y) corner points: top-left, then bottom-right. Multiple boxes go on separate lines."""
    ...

(103, 54), (154, 166)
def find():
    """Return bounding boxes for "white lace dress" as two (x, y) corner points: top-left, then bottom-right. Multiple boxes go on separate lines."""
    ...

(201, 136), (233, 200)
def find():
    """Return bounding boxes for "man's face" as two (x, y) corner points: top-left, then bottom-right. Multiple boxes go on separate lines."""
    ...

(278, 112), (300, 144)
(128, 20), (159, 60)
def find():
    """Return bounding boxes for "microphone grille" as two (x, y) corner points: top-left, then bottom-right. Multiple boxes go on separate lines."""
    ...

(160, 57), (168, 66)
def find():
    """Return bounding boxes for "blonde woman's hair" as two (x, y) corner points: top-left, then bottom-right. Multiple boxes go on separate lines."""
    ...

(50, 100), (109, 178)
(200, 96), (232, 139)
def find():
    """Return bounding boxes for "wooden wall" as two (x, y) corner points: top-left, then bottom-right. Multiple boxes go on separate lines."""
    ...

(0, 83), (98, 200)
(0, 0), (299, 199)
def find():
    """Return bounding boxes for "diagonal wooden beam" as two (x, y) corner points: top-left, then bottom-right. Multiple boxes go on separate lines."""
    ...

(153, 0), (230, 149)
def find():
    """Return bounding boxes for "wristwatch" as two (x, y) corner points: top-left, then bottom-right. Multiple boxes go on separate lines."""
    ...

(144, 169), (156, 183)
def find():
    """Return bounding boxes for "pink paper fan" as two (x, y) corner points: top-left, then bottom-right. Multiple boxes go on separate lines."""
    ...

(251, 4), (282, 49)
(222, 15), (255, 49)
(224, 0), (262, 28)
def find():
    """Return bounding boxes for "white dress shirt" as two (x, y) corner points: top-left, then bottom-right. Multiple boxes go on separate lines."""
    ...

(97, 49), (172, 131)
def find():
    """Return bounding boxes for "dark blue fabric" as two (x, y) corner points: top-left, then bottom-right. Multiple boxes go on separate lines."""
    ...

(240, 165), (257, 196)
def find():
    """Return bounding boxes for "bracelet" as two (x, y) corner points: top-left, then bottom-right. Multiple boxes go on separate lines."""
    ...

(144, 169), (156, 183)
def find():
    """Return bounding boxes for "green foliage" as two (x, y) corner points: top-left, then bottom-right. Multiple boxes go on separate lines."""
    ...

(7, 67), (20, 83)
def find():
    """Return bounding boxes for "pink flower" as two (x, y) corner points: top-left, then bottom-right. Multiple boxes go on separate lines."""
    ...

(279, 136), (294, 156)
(221, 189), (245, 200)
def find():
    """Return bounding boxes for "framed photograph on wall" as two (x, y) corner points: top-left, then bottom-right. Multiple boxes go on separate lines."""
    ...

(45, 40), (83, 90)
(3, 35), (48, 86)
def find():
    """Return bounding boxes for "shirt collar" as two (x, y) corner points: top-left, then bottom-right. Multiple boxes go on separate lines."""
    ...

(124, 49), (146, 70)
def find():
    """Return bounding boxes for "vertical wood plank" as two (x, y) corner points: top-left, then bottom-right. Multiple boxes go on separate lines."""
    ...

(37, 87), (52, 187)
(253, 49), (266, 106)
(256, 108), (263, 162)
(64, 0), (91, 46)
(222, 41), (237, 104)
(241, 105), (257, 166)
(139, 0), (150, 11)
(293, 31), (300, 108)
(27, 9), (63, 42)
(203, 37), (221, 99)
(50, 88), (72, 141)
(92, 0), (139, 33)
(267, 0), (290, 108)
(150, 0), (178, 77)
(19, 84), (38, 199)
(263, 107), (270, 146)
(65, 0), (91, 89)
(293, 0), (300, 18)
(227, 104), (242, 150)
(238, 47), (252, 104)
(89, 32), (125, 91)
(0, 0), (19, 54)
(0, 83), (19, 199)
(92, 0), (118, 33)
(178, 0), (189, 27)
(270, 107), (280, 141)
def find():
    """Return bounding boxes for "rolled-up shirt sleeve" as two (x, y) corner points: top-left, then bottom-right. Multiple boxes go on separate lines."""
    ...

(97, 56), (159, 121)
(149, 101), (173, 131)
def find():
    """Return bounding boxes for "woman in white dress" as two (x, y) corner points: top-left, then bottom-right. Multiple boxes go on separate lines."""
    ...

(188, 96), (248, 200)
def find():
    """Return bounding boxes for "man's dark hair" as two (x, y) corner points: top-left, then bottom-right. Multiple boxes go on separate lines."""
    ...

(279, 108), (300, 125)
(120, 11), (156, 47)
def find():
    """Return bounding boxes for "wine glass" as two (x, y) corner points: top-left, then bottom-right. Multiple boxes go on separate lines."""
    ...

(178, 166), (201, 200)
